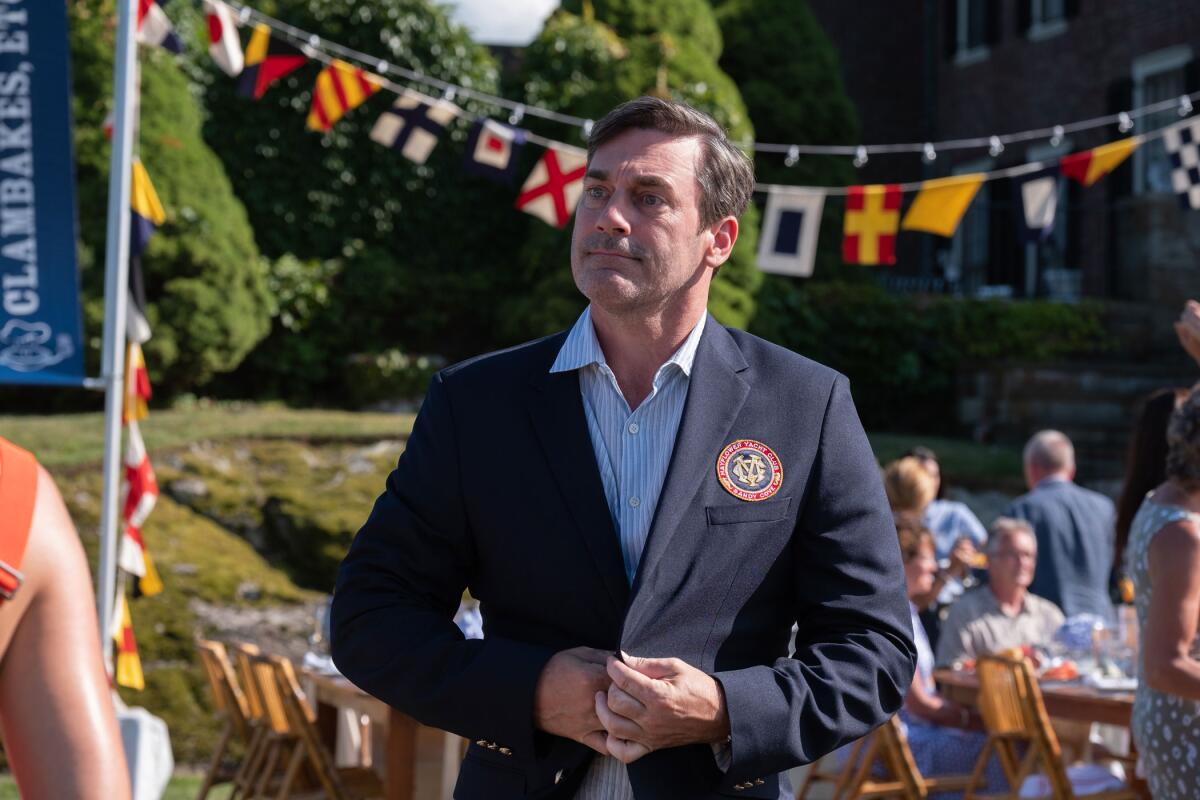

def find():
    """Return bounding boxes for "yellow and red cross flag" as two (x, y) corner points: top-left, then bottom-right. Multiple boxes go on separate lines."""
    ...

(112, 592), (145, 691)
(843, 184), (902, 265)
(307, 59), (384, 132)
(1060, 137), (1140, 187)
(515, 146), (588, 228)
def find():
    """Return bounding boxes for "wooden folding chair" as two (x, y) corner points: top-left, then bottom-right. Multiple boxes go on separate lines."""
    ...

(228, 642), (298, 800)
(264, 653), (384, 800)
(196, 639), (253, 800)
(966, 654), (1138, 800)
(796, 716), (974, 800)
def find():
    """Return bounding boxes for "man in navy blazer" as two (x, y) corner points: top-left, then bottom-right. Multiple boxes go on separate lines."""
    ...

(331, 97), (915, 799)
(1005, 430), (1115, 620)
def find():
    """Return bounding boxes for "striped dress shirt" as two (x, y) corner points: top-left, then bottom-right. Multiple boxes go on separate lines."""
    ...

(549, 305), (705, 799)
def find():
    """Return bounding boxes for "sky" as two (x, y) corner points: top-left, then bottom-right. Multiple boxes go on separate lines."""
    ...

(445, 0), (561, 45)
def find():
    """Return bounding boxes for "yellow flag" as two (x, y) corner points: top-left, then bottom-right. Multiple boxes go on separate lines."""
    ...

(130, 159), (165, 227)
(113, 593), (145, 691)
(139, 551), (164, 597)
(901, 174), (985, 237)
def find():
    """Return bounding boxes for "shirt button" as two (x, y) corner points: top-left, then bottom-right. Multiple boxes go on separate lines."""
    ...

(627, 422), (640, 434)
(629, 496), (641, 508)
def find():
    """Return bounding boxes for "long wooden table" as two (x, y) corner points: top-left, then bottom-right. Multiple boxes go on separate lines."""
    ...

(303, 670), (419, 800)
(934, 668), (1147, 799)
(932, 668), (1135, 727)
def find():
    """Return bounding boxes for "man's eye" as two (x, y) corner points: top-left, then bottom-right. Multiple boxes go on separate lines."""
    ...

(642, 195), (662, 206)
(586, 187), (606, 200)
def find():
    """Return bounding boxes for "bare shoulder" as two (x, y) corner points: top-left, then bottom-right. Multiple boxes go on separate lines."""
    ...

(24, 466), (90, 591)
(1147, 518), (1200, 577)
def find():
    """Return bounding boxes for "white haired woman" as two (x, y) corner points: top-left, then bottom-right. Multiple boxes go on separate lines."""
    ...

(1127, 383), (1200, 799)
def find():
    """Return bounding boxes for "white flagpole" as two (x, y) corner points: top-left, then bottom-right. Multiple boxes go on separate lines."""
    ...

(96, 0), (140, 670)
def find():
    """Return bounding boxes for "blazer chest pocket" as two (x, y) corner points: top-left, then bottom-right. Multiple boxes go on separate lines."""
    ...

(706, 496), (792, 526)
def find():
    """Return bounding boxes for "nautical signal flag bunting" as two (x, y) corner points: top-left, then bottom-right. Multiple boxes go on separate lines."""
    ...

(843, 184), (901, 265)
(370, 92), (459, 163)
(1060, 137), (1139, 187)
(515, 147), (587, 228)
(308, 60), (384, 132)
(239, 23), (306, 99)
(901, 174), (985, 238)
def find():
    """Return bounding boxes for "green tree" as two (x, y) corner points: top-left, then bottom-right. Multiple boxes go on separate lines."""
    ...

(70, 0), (273, 395)
(197, 0), (562, 397)
(498, 0), (763, 339)
(715, 0), (865, 307)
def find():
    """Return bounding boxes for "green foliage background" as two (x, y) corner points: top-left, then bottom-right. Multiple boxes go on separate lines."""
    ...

(70, 0), (273, 393)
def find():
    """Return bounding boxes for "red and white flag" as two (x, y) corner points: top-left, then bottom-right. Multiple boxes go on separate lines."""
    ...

(204, 0), (244, 77)
(515, 146), (587, 228)
(119, 421), (159, 574)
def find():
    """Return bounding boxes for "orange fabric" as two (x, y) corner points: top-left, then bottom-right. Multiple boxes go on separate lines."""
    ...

(0, 437), (38, 601)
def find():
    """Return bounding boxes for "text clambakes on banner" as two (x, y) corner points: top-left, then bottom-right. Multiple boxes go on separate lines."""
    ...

(0, 0), (85, 386)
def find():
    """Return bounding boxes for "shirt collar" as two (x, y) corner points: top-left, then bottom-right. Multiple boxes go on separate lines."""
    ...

(550, 305), (707, 378)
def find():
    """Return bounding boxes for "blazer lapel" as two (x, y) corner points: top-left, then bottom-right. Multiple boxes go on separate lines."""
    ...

(528, 362), (630, 619)
(626, 321), (750, 621)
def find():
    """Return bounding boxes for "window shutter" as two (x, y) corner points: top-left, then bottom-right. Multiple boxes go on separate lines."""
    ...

(945, 0), (960, 59)
(1017, 0), (1032, 35)
(1106, 76), (1135, 198)
(985, 0), (1003, 46)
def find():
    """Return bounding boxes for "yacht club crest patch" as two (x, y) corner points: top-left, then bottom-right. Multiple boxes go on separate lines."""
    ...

(716, 439), (783, 502)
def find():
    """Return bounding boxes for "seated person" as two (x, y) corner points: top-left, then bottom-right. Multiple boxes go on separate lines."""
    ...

(834, 523), (1006, 792)
(935, 518), (1064, 668)
(905, 446), (988, 560)
(885, 458), (976, 611)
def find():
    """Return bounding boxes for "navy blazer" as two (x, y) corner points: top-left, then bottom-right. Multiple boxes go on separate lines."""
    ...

(331, 319), (915, 799)
(1005, 478), (1115, 620)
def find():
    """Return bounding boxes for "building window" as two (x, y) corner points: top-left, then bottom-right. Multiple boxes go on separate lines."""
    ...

(1025, 141), (1075, 299)
(1027, 0), (1067, 40)
(954, 0), (991, 64)
(1133, 46), (1193, 194)
(942, 159), (996, 295)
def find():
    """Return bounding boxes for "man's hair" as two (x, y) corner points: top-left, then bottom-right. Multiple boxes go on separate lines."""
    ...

(1023, 430), (1075, 474)
(883, 457), (939, 514)
(1167, 382), (1200, 488)
(586, 96), (755, 229)
(903, 446), (938, 465)
(987, 517), (1037, 556)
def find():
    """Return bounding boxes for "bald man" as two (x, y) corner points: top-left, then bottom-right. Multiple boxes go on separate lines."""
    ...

(1003, 431), (1114, 620)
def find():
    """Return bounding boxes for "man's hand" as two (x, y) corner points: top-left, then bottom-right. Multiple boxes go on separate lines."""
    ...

(533, 646), (612, 755)
(593, 653), (731, 764)
(1176, 299), (1200, 369)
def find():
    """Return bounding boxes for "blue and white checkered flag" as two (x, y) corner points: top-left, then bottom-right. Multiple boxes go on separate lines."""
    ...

(1165, 117), (1200, 210)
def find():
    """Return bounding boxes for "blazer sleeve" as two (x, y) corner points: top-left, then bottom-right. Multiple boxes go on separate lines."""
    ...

(330, 372), (557, 759)
(712, 374), (916, 779)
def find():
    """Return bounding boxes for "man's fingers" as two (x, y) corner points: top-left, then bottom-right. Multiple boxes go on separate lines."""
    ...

(620, 652), (680, 680)
(607, 656), (659, 700)
(606, 734), (651, 765)
(606, 684), (647, 718)
(595, 691), (644, 740)
(580, 729), (610, 756)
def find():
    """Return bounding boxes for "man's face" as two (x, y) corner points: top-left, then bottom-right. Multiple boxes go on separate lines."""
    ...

(988, 532), (1037, 591)
(571, 128), (718, 316)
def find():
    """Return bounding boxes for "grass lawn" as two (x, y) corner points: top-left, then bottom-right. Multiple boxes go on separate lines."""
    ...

(0, 403), (414, 469)
(0, 403), (1020, 486)
(0, 773), (231, 799)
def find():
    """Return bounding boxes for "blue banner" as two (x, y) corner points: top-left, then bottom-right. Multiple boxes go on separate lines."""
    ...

(0, 0), (84, 387)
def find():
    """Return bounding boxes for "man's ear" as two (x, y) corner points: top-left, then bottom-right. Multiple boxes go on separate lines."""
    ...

(704, 216), (739, 270)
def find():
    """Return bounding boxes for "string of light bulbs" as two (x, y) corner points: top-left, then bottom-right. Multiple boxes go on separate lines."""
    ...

(222, 0), (1197, 164)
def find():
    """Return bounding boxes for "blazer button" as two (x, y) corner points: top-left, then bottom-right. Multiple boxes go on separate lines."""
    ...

(555, 769), (564, 784)
(754, 778), (765, 785)
(499, 747), (512, 756)
(487, 743), (498, 750)
(474, 739), (487, 747)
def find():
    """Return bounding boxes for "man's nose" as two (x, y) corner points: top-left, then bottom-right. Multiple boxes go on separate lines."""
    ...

(595, 196), (631, 235)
